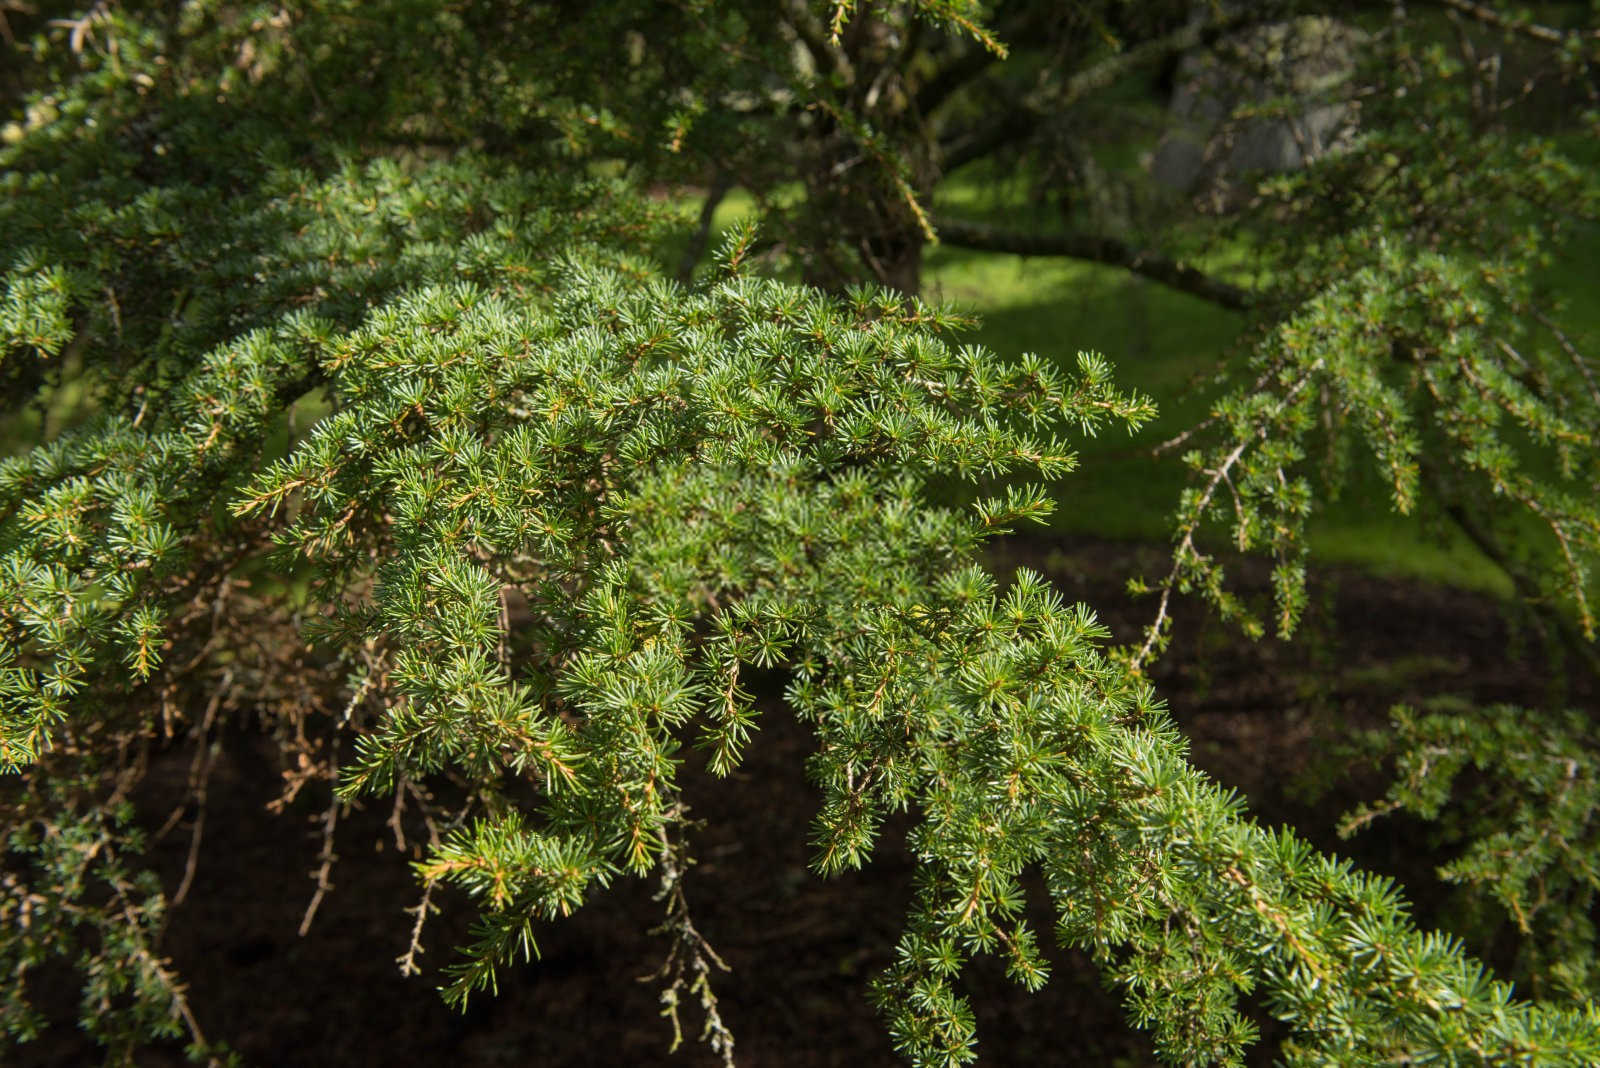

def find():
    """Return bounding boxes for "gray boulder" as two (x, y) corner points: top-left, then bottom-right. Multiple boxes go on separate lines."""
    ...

(1150, 15), (1367, 201)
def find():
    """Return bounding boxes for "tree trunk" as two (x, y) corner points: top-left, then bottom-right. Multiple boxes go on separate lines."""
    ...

(859, 226), (926, 297)
(798, 131), (934, 297)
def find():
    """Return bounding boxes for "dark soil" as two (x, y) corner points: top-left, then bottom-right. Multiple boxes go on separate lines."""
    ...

(19, 536), (1597, 1067)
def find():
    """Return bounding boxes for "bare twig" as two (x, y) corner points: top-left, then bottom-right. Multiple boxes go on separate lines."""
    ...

(1150, 413), (1221, 458)
(388, 778), (410, 852)
(497, 585), (511, 670)
(396, 879), (438, 977)
(299, 758), (344, 937)
(1530, 306), (1600, 410)
(173, 670), (234, 906)
(783, 0), (855, 86)
(0, 2), (37, 48)
(640, 813), (736, 1068)
(1430, 0), (1600, 46)
(48, 0), (112, 56)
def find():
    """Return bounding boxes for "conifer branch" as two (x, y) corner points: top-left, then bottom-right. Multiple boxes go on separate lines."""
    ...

(299, 770), (344, 938)
(782, 0), (856, 87)
(397, 880), (439, 978)
(932, 217), (1257, 312)
(1430, 0), (1600, 46)
(642, 817), (735, 1067)
(2, 3), (1597, 1063)
(934, 8), (1271, 175)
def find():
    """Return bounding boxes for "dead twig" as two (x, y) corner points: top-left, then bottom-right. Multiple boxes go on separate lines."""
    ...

(172, 670), (234, 907)
(298, 749), (344, 937)
(639, 811), (736, 1068)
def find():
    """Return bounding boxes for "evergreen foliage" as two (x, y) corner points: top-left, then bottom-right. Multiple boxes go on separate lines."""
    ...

(2, 1), (1599, 1064)
(1343, 703), (1600, 1007)
(1127, 31), (1600, 665)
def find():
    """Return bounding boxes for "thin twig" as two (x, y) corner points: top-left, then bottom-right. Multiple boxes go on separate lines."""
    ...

(1431, 0), (1600, 46)
(1530, 307), (1600, 410)
(173, 670), (234, 906)
(103, 848), (220, 1064)
(299, 755), (343, 937)
(1131, 365), (1322, 671)
(640, 814), (736, 1067)
(389, 778), (409, 852)
(396, 880), (438, 977)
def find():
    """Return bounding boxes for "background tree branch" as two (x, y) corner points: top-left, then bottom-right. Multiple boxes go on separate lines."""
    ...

(933, 215), (1258, 311)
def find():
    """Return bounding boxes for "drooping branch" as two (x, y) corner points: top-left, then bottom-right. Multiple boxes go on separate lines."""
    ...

(782, 0), (856, 86)
(641, 814), (736, 1068)
(938, 104), (1044, 175)
(933, 216), (1258, 312)
(1439, 494), (1600, 679)
(1428, 0), (1600, 46)
(935, 11), (1265, 177)
(912, 3), (1079, 119)
(914, 43), (1001, 117)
